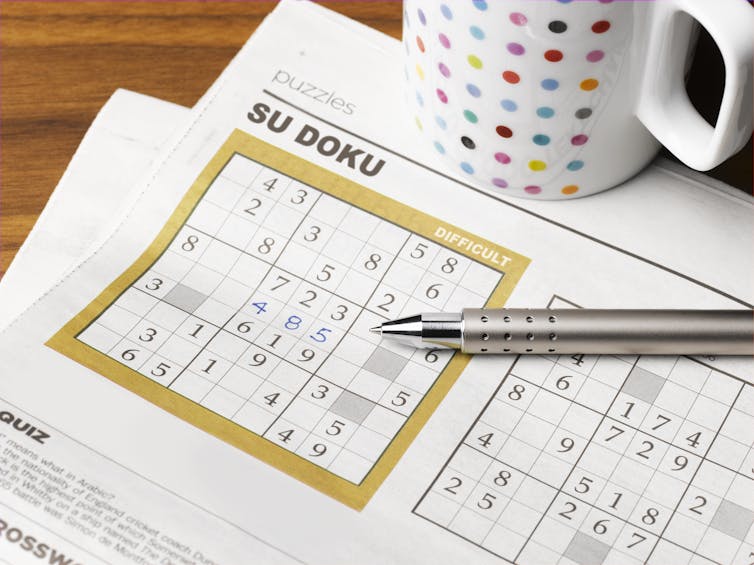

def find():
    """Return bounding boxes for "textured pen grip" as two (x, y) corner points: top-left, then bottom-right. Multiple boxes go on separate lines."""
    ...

(462, 309), (754, 355)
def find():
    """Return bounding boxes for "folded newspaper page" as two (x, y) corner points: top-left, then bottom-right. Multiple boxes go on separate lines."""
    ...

(1, 2), (751, 564)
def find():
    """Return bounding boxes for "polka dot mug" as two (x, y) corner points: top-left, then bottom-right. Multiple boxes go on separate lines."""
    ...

(405, 0), (753, 199)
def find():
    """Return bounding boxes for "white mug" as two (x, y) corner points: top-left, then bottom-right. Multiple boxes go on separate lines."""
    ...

(404, 0), (753, 199)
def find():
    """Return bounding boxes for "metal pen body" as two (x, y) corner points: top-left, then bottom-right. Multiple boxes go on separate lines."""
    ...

(375, 309), (754, 355)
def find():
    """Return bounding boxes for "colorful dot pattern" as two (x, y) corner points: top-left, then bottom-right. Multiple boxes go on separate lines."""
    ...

(406, 0), (616, 198)
(469, 26), (484, 40)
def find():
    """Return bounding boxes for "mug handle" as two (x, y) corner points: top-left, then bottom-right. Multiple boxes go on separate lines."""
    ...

(636, 0), (753, 171)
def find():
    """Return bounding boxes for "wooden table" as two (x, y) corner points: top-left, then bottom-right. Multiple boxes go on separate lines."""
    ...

(1, 1), (751, 280)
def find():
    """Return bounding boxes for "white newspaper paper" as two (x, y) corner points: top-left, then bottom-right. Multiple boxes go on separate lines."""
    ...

(0, 91), (188, 330)
(1, 3), (752, 564)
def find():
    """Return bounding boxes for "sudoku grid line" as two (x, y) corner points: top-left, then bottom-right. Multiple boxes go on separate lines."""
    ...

(414, 296), (754, 565)
(49, 131), (529, 510)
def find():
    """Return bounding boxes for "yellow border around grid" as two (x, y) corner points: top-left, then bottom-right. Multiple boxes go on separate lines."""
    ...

(48, 130), (531, 510)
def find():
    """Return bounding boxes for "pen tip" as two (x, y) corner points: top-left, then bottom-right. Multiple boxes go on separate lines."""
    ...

(369, 325), (382, 335)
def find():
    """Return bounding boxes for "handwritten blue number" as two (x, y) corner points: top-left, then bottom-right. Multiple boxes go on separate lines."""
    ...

(309, 328), (332, 343)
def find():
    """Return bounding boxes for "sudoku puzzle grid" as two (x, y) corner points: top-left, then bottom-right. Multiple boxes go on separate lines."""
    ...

(50, 131), (527, 509)
(415, 297), (754, 565)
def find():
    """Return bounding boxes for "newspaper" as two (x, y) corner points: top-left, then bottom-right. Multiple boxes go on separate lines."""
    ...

(0, 2), (751, 564)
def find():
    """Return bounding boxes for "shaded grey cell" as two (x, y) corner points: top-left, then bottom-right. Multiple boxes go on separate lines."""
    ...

(330, 390), (375, 424)
(163, 283), (207, 314)
(563, 532), (611, 565)
(709, 499), (754, 540)
(363, 346), (409, 382)
(620, 366), (665, 403)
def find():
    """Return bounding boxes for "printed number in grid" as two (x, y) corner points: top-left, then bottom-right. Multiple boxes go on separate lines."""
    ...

(58, 133), (527, 509)
(415, 346), (753, 565)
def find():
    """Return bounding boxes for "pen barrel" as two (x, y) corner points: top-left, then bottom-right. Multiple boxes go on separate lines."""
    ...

(462, 309), (754, 355)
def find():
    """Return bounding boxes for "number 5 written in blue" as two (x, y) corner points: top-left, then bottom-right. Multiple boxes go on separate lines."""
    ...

(309, 327), (332, 343)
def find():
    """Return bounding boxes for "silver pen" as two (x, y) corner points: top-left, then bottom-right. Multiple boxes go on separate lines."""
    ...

(370, 309), (754, 355)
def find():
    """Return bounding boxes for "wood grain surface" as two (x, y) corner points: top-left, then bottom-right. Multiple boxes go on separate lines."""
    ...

(0, 1), (751, 280)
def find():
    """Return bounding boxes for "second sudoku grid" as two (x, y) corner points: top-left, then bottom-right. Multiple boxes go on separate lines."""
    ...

(415, 352), (754, 565)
